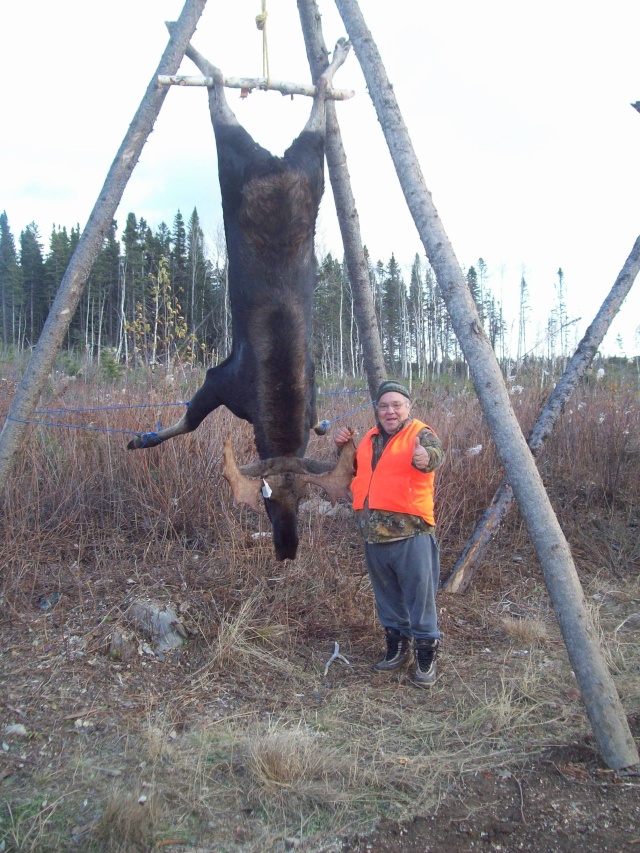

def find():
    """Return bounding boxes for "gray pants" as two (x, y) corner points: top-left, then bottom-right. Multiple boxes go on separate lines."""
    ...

(364, 534), (440, 641)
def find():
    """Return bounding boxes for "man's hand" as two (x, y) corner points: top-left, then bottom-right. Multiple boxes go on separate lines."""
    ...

(412, 436), (431, 470)
(334, 426), (354, 447)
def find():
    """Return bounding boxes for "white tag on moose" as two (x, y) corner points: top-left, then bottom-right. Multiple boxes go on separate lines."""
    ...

(261, 479), (272, 499)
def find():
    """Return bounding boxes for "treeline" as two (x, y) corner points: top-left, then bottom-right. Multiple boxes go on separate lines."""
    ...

(0, 209), (227, 369)
(1, 207), (562, 378)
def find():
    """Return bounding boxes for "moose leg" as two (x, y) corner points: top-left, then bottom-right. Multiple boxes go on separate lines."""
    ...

(303, 38), (351, 135)
(181, 37), (275, 210)
(283, 38), (351, 205)
(183, 42), (240, 132)
(308, 362), (326, 435)
(165, 22), (240, 131)
(127, 361), (240, 450)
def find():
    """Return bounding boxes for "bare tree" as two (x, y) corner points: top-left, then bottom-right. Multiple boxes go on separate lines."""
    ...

(333, 0), (638, 771)
(516, 272), (529, 370)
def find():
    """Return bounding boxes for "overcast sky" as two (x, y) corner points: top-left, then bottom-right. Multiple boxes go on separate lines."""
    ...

(2, 1), (639, 357)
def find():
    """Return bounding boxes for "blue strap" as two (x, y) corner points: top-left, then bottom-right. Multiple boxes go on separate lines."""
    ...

(139, 431), (159, 448)
(7, 390), (371, 436)
(33, 401), (188, 415)
(319, 400), (373, 430)
(7, 415), (142, 437)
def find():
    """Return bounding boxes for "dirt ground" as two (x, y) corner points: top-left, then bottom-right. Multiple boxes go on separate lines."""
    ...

(334, 730), (640, 853)
(2, 550), (639, 853)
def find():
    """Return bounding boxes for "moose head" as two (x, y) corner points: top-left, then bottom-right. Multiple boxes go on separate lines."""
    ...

(222, 438), (356, 560)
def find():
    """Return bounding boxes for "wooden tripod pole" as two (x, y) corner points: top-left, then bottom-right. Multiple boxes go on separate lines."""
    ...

(333, 0), (638, 771)
(443, 235), (640, 593)
(0, 0), (208, 495)
(297, 0), (386, 402)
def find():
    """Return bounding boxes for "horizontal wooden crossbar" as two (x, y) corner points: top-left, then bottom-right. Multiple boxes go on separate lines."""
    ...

(158, 74), (354, 99)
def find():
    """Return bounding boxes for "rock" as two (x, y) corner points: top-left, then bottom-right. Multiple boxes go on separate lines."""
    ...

(299, 498), (349, 517)
(108, 628), (137, 661)
(125, 599), (188, 656)
(4, 724), (27, 738)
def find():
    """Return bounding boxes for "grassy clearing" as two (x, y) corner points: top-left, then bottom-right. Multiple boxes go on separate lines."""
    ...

(0, 366), (639, 851)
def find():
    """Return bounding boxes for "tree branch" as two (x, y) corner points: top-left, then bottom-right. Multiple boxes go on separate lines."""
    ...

(158, 74), (354, 99)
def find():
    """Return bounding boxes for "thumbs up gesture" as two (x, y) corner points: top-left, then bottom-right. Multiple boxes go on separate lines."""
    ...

(412, 435), (430, 471)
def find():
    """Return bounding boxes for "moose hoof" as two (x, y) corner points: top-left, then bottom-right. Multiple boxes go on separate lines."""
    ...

(127, 433), (161, 450)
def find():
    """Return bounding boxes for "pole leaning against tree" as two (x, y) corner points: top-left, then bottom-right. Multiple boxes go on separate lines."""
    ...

(0, 0), (208, 496)
(333, 0), (638, 771)
(297, 0), (386, 402)
(443, 235), (640, 593)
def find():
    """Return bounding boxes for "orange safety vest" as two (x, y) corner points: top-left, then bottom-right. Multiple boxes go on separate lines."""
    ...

(351, 419), (437, 526)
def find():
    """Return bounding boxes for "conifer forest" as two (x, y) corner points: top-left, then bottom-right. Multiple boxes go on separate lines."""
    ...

(0, 208), (595, 380)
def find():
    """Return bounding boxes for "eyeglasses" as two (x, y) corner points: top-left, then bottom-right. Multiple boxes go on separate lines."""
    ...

(377, 401), (408, 412)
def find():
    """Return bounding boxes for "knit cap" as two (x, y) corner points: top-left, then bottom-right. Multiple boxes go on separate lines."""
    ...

(375, 380), (411, 403)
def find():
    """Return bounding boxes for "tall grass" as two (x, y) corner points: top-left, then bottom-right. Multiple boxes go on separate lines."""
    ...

(1, 367), (639, 624)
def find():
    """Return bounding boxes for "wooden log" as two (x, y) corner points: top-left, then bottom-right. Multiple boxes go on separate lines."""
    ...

(158, 74), (355, 99)
(334, 0), (639, 772)
(297, 0), (386, 401)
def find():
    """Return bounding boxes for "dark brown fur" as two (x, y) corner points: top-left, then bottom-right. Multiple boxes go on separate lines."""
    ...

(239, 172), (317, 265)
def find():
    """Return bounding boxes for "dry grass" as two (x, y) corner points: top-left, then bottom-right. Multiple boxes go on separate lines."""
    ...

(243, 722), (347, 806)
(1, 363), (639, 851)
(88, 789), (160, 852)
(199, 595), (296, 681)
(500, 615), (550, 645)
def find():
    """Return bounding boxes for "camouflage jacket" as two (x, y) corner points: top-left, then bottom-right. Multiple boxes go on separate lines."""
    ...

(355, 418), (445, 544)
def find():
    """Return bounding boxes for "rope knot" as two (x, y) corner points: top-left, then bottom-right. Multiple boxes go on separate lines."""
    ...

(255, 11), (267, 30)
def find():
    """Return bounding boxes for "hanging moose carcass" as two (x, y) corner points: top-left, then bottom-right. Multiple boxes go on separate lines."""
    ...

(128, 37), (355, 560)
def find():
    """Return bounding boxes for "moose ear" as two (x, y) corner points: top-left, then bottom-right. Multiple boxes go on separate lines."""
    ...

(222, 439), (263, 512)
(301, 439), (356, 506)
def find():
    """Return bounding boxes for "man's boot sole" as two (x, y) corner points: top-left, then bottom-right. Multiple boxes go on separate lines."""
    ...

(372, 654), (413, 673)
(411, 675), (437, 688)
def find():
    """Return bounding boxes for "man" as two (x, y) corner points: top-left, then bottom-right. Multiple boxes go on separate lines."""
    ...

(334, 380), (444, 687)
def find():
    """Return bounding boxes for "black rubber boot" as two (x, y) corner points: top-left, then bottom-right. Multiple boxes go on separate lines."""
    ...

(373, 627), (413, 672)
(412, 638), (439, 687)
